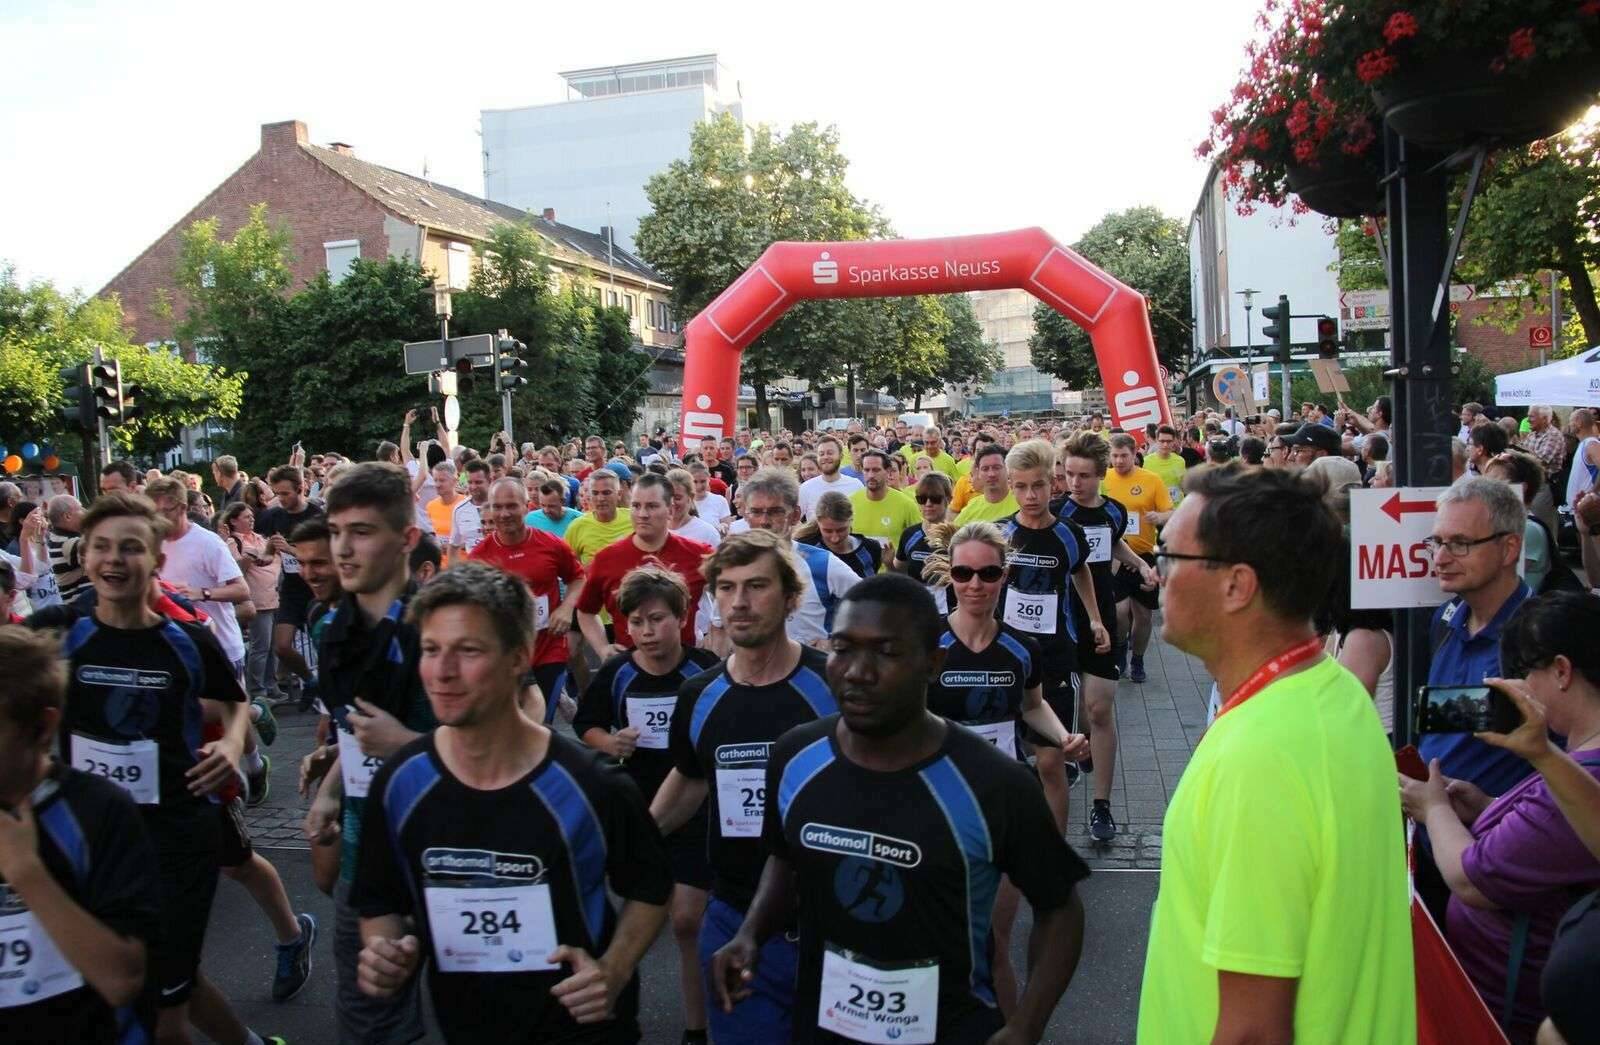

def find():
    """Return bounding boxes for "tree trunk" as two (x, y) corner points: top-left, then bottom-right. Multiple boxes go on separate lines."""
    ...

(914, 392), (923, 411)
(846, 363), (856, 418)
(1561, 262), (1600, 350)
(753, 381), (769, 433)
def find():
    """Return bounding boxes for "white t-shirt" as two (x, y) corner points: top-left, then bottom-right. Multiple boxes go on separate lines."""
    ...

(695, 493), (732, 527)
(726, 517), (750, 536)
(162, 525), (245, 663)
(451, 497), (489, 554)
(797, 473), (864, 520)
(672, 516), (722, 547)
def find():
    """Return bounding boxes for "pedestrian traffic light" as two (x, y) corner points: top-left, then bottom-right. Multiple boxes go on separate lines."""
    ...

(120, 382), (144, 424)
(1316, 316), (1340, 359)
(90, 358), (124, 423)
(496, 335), (528, 392)
(1261, 295), (1292, 364)
(60, 363), (95, 431)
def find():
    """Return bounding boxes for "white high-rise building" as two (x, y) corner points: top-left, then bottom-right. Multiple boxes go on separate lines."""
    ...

(481, 55), (746, 252)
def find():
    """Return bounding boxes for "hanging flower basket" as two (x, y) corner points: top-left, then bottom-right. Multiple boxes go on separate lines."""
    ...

(1372, 48), (1600, 148)
(1285, 144), (1385, 219)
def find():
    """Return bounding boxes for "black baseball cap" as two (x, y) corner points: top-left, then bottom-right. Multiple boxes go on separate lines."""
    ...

(1287, 423), (1342, 454)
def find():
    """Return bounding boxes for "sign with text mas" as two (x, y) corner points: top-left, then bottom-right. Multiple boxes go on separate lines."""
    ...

(1350, 487), (1448, 609)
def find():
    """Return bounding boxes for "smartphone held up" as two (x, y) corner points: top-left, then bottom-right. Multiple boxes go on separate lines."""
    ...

(1414, 684), (1521, 736)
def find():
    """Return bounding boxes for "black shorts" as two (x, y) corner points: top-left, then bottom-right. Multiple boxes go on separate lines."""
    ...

(1023, 673), (1077, 742)
(1114, 554), (1160, 610)
(1077, 617), (1126, 682)
(666, 808), (712, 890)
(276, 574), (313, 628)
(151, 814), (222, 1007)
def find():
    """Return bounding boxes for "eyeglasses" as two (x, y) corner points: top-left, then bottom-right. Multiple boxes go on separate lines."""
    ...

(1152, 549), (1239, 577)
(1423, 532), (1511, 557)
(949, 564), (1005, 583)
(744, 507), (790, 520)
(915, 495), (947, 505)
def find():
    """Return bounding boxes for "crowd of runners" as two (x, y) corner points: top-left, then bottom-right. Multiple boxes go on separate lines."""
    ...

(1, 398), (1599, 1044)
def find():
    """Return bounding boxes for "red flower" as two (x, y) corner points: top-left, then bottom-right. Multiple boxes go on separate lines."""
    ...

(1294, 138), (1320, 163)
(1291, 198), (1311, 216)
(1357, 48), (1398, 84)
(1286, 99), (1312, 138)
(1383, 11), (1418, 45)
(1340, 119), (1376, 156)
(1507, 27), (1536, 62)
(1582, 1), (1600, 15)
(1196, 138), (1215, 158)
(1264, 92), (1288, 115)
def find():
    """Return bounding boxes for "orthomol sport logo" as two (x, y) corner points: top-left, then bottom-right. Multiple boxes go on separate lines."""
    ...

(715, 742), (771, 767)
(801, 823), (922, 868)
(1006, 551), (1060, 569)
(939, 670), (1016, 688)
(422, 847), (546, 882)
(77, 665), (172, 689)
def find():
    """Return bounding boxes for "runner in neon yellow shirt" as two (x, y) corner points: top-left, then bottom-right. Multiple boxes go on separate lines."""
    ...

(847, 450), (921, 549)
(1142, 424), (1188, 507)
(954, 445), (1019, 524)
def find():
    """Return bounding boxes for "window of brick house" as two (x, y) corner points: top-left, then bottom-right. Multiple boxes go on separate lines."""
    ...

(324, 240), (360, 283)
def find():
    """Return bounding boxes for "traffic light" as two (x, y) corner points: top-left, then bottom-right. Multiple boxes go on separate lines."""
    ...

(90, 358), (124, 423)
(1315, 316), (1340, 359)
(1261, 294), (1292, 363)
(120, 382), (144, 423)
(60, 364), (95, 431)
(496, 334), (528, 392)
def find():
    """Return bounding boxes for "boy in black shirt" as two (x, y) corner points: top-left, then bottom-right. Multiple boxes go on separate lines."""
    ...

(712, 574), (1089, 1044)
(352, 563), (671, 1044)
(0, 626), (161, 1044)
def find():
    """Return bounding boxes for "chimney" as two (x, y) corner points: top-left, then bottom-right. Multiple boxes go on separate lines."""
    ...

(542, 207), (556, 222)
(261, 120), (308, 152)
(328, 141), (355, 156)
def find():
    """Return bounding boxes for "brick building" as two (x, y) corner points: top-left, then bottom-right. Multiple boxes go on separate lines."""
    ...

(1454, 289), (1564, 374)
(102, 120), (678, 351)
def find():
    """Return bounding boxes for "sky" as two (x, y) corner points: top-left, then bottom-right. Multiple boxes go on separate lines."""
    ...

(0, 0), (1264, 295)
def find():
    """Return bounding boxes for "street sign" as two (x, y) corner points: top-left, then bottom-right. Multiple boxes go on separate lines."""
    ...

(402, 333), (494, 375)
(1252, 364), (1271, 404)
(1350, 487), (1448, 609)
(1529, 325), (1553, 348)
(1212, 365), (1250, 406)
(1339, 286), (1475, 332)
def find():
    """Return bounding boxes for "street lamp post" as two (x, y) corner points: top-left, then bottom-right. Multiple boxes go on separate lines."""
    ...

(1237, 288), (1260, 407)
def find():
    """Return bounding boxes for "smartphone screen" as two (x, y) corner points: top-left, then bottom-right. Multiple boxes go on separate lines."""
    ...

(1415, 685), (1519, 735)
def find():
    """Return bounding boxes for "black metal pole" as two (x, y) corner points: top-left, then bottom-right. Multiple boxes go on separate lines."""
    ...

(1386, 128), (1456, 747)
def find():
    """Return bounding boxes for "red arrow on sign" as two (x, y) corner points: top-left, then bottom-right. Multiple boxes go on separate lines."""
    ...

(1381, 492), (1434, 523)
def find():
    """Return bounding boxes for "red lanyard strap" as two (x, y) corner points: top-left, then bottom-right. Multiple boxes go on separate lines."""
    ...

(1215, 637), (1324, 720)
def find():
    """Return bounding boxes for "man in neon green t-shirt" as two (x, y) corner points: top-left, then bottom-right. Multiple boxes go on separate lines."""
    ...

(900, 425), (959, 479)
(1138, 464), (1414, 1044)
(1142, 423), (1188, 506)
(954, 444), (1019, 524)
(848, 449), (920, 549)
(562, 468), (633, 564)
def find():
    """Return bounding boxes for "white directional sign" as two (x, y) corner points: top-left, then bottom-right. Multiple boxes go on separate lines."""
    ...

(1350, 487), (1448, 609)
(1339, 286), (1475, 332)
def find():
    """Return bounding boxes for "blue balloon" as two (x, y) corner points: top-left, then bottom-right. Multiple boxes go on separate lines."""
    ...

(20, 442), (39, 460)
(0, 444), (7, 459)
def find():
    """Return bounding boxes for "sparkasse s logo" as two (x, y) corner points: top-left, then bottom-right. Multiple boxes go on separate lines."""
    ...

(812, 251), (839, 285)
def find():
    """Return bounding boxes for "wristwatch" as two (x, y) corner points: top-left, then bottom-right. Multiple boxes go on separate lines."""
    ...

(201, 587), (211, 601)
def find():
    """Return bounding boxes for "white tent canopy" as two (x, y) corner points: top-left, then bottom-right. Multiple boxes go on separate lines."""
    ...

(1494, 347), (1600, 408)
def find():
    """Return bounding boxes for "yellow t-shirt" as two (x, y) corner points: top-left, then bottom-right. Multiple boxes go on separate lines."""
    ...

(425, 497), (457, 541)
(900, 446), (959, 479)
(1138, 656), (1415, 1044)
(848, 488), (921, 548)
(953, 492), (1019, 525)
(955, 456), (974, 478)
(951, 472), (976, 512)
(1100, 466), (1172, 555)
(563, 509), (634, 564)
(1143, 450), (1188, 507)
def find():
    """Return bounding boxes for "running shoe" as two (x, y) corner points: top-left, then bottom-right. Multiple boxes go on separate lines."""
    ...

(1115, 645), (1129, 679)
(1129, 654), (1147, 684)
(251, 698), (278, 746)
(1089, 800), (1117, 843)
(272, 912), (317, 1001)
(246, 753), (271, 808)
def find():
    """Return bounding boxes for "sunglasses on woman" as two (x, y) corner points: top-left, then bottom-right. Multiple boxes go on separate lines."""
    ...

(915, 495), (947, 505)
(949, 564), (1005, 583)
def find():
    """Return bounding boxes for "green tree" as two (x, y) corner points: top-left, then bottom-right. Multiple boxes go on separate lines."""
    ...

(1029, 207), (1192, 388)
(935, 294), (1003, 401)
(636, 113), (883, 421)
(0, 265), (243, 471)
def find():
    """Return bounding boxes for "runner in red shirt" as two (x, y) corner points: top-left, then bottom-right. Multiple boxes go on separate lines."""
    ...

(578, 473), (714, 658)
(468, 477), (586, 723)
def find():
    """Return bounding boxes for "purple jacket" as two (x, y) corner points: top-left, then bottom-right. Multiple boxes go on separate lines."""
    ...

(1449, 748), (1600, 1038)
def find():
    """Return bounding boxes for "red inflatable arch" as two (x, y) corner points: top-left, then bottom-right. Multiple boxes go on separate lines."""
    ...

(678, 227), (1173, 449)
